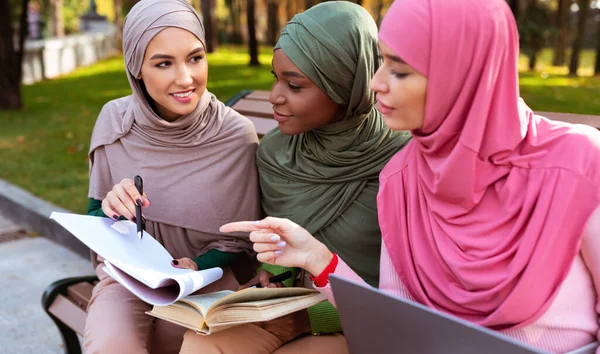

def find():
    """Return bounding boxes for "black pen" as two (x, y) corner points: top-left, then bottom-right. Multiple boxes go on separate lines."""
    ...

(250, 271), (293, 288)
(134, 175), (144, 240)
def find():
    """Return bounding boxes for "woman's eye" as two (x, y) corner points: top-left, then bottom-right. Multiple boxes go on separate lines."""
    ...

(156, 61), (171, 68)
(190, 55), (204, 63)
(288, 83), (301, 91)
(391, 70), (409, 79)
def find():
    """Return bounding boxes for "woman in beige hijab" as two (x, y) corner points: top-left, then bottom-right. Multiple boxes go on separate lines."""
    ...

(83, 1), (260, 353)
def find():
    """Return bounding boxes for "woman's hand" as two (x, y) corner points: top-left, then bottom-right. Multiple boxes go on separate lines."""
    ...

(220, 217), (333, 277)
(171, 257), (198, 271)
(237, 270), (284, 290)
(102, 178), (151, 221)
(257, 310), (312, 344)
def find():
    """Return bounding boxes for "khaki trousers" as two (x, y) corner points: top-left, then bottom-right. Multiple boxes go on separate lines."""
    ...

(179, 324), (348, 354)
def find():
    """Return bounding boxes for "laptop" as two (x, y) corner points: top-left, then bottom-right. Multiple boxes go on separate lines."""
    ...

(330, 275), (598, 354)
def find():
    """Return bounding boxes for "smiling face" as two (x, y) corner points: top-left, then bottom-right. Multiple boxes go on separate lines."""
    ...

(370, 40), (428, 131)
(138, 27), (208, 122)
(269, 49), (344, 135)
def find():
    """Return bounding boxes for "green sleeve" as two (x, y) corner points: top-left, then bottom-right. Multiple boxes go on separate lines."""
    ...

(87, 198), (107, 217)
(88, 198), (126, 220)
(192, 249), (243, 270)
(260, 263), (299, 287)
(260, 264), (342, 334)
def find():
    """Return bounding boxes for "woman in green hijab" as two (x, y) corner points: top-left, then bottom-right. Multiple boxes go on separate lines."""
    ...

(178, 2), (411, 353)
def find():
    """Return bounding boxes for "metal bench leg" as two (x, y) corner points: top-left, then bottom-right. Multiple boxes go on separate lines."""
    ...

(41, 276), (98, 354)
(46, 313), (82, 354)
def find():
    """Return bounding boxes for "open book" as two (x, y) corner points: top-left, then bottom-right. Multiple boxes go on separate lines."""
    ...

(147, 287), (326, 335)
(50, 212), (222, 306)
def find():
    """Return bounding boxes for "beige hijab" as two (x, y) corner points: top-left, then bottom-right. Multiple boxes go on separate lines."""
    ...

(88, 0), (260, 259)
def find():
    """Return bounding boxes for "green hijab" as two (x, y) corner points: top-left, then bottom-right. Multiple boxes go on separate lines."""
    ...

(257, 1), (411, 286)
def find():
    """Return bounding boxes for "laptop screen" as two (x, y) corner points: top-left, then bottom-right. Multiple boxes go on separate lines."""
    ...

(330, 275), (548, 354)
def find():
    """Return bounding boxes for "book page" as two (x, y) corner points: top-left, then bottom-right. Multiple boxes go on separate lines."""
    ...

(207, 287), (318, 312)
(180, 290), (235, 315)
(104, 262), (223, 306)
(207, 293), (326, 333)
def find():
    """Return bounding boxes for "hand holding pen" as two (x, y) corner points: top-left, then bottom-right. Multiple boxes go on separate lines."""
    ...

(232, 270), (294, 290)
(134, 175), (145, 240)
(100, 177), (151, 231)
(249, 271), (293, 288)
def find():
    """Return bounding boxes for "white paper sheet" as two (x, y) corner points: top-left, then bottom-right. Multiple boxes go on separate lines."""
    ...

(50, 212), (223, 305)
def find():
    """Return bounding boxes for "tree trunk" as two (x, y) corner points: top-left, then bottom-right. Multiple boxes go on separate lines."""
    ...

(50, 0), (65, 38)
(569, 0), (590, 76)
(266, 0), (279, 46)
(232, 0), (243, 44)
(553, 0), (570, 66)
(528, 52), (537, 71)
(595, 15), (600, 75)
(375, 0), (385, 27)
(201, 0), (217, 53)
(0, 0), (28, 110)
(286, 0), (295, 21)
(247, 0), (260, 66)
(122, 0), (140, 14)
(297, 0), (305, 12)
(113, 0), (123, 49)
(507, 0), (520, 19)
(225, 0), (242, 44)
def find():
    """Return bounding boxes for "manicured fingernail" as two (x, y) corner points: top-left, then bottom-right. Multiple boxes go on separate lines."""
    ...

(113, 214), (119, 220)
(276, 241), (286, 248)
(136, 199), (142, 207)
(171, 260), (179, 266)
(253, 220), (261, 225)
(274, 250), (283, 255)
(270, 235), (280, 242)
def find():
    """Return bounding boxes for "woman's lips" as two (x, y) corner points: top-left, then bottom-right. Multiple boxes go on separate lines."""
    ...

(376, 100), (394, 115)
(273, 110), (292, 122)
(170, 89), (195, 104)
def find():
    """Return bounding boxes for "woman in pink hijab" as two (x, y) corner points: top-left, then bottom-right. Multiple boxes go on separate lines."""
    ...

(221, 0), (600, 352)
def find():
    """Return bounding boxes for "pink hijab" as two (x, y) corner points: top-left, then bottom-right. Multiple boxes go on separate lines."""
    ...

(377, 0), (600, 329)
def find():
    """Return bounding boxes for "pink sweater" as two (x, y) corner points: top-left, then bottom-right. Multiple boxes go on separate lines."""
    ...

(316, 230), (600, 353)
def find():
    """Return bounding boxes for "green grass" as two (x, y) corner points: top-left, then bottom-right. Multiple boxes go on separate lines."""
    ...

(518, 49), (600, 115)
(0, 46), (598, 212)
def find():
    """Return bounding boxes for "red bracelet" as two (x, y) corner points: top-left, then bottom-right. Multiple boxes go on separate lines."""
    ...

(310, 253), (338, 287)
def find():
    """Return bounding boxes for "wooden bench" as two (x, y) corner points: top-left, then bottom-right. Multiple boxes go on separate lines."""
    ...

(225, 89), (278, 137)
(42, 90), (600, 354)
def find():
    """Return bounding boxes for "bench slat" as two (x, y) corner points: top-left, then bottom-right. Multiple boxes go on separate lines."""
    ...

(536, 111), (600, 129)
(232, 99), (274, 118)
(48, 294), (87, 336)
(245, 90), (271, 100)
(67, 282), (95, 310)
(247, 116), (278, 137)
